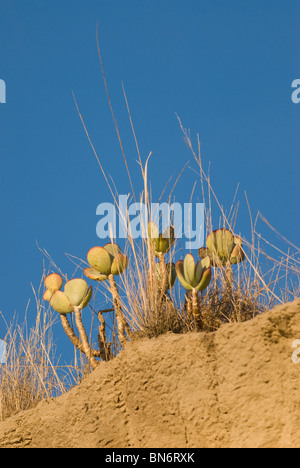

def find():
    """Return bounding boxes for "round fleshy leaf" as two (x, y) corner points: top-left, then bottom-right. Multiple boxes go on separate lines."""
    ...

(184, 254), (196, 287)
(195, 261), (204, 284)
(206, 229), (234, 261)
(64, 278), (89, 307)
(198, 247), (210, 259)
(219, 230), (235, 258)
(50, 291), (74, 315)
(200, 255), (211, 269)
(162, 226), (175, 241)
(150, 224), (175, 256)
(79, 286), (93, 309)
(148, 221), (159, 239)
(195, 267), (212, 292)
(87, 246), (112, 275)
(230, 244), (245, 264)
(153, 238), (161, 257)
(206, 230), (216, 253)
(43, 289), (52, 302)
(176, 260), (193, 291)
(104, 243), (122, 260)
(233, 236), (243, 246)
(158, 234), (170, 254)
(199, 247), (222, 267)
(167, 263), (177, 288)
(111, 254), (128, 276)
(161, 226), (175, 253)
(83, 267), (108, 282)
(45, 273), (63, 293)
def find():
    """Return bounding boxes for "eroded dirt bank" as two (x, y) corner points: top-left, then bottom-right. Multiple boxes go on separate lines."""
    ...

(1, 299), (300, 448)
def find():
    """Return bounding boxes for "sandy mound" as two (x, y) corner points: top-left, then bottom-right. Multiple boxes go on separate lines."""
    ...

(1, 299), (300, 448)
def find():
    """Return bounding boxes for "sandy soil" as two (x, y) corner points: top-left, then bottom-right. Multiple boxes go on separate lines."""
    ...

(0, 298), (300, 448)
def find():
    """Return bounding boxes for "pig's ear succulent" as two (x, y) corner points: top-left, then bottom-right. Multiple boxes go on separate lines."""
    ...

(199, 229), (245, 267)
(44, 273), (99, 370)
(84, 244), (128, 281)
(83, 267), (108, 282)
(148, 221), (175, 258)
(156, 262), (177, 290)
(86, 246), (112, 278)
(64, 279), (92, 308)
(176, 255), (212, 332)
(50, 291), (74, 315)
(43, 289), (53, 302)
(84, 244), (130, 345)
(111, 254), (128, 276)
(229, 236), (245, 264)
(176, 255), (212, 292)
(105, 243), (128, 275)
(43, 273), (63, 301)
(50, 278), (92, 315)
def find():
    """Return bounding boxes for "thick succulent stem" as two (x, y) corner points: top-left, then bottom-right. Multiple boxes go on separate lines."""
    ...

(184, 291), (193, 324)
(97, 310), (111, 361)
(74, 307), (99, 370)
(158, 252), (168, 295)
(192, 289), (202, 332)
(225, 260), (233, 284)
(224, 260), (234, 304)
(60, 314), (101, 358)
(108, 274), (130, 345)
(60, 314), (83, 351)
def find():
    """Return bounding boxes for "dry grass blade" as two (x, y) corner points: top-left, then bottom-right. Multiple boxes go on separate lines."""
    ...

(0, 276), (82, 422)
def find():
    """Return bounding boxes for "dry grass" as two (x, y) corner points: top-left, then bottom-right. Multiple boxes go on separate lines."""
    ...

(0, 277), (81, 422)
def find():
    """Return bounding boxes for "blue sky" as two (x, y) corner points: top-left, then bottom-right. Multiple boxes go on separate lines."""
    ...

(0, 1), (299, 362)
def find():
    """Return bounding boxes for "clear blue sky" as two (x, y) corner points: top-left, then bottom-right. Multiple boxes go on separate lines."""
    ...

(0, 1), (299, 361)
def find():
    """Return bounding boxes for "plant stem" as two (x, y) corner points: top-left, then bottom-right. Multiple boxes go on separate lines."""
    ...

(60, 314), (83, 351)
(108, 274), (130, 345)
(192, 289), (202, 332)
(158, 252), (168, 295)
(225, 260), (234, 305)
(74, 307), (99, 370)
(184, 292), (193, 324)
(60, 314), (101, 358)
(97, 311), (111, 361)
(225, 260), (234, 285)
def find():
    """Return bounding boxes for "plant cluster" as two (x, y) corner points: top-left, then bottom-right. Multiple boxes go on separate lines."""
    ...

(43, 226), (246, 370)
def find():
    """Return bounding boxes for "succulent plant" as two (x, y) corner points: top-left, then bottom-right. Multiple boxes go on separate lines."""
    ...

(43, 273), (63, 301)
(44, 275), (98, 369)
(198, 229), (245, 267)
(156, 262), (177, 290)
(84, 243), (130, 345)
(148, 221), (175, 258)
(176, 255), (212, 292)
(176, 255), (212, 332)
(50, 278), (92, 315)
(84, 243), (128, 281)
